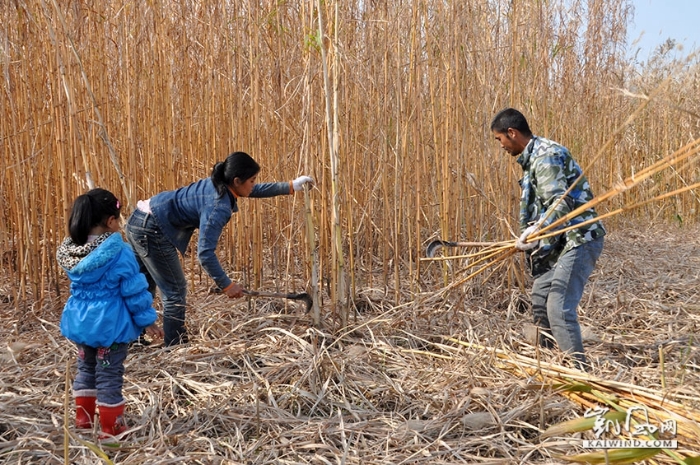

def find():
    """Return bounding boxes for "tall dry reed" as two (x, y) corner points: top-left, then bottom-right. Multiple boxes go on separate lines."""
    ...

(1, 0), (698, 314)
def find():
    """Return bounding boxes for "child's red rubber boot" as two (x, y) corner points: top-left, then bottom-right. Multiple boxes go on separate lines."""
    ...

(98, 402), (128, 445)
(74, 390), (97, 430)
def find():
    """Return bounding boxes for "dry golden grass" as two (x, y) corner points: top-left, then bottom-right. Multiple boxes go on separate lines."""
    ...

(2, 1), (700, 463)
(2, 0), (698, 309)
(1, 221), (699, 464)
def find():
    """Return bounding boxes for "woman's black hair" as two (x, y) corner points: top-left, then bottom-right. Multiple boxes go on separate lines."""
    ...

(211, 151), (261, 197)
(68, 188), (121, 245)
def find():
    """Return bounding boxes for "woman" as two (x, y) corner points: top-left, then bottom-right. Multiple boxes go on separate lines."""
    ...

(125, 151), (313, 346)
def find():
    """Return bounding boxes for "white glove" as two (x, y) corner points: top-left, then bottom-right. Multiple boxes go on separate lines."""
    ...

(292, 175), (314, 191)
(516, 224), (540, 251)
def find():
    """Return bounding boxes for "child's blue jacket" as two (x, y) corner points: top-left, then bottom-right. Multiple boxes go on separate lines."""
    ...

(57, 232), (157, 347)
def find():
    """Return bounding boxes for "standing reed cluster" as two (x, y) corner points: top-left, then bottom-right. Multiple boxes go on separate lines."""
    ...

(1, 0), (698, 308)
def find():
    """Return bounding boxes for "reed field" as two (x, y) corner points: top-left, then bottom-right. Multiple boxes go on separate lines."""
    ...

(1, 0), (700, 463)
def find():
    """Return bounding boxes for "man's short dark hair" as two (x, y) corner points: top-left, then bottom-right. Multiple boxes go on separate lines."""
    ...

(491, 108), (533, 137)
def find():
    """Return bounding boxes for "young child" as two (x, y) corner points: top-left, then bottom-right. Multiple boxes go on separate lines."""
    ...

(57, 188), (163, 442)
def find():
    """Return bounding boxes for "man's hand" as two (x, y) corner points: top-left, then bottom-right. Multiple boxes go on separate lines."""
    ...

(292, 175), (314, 191)
(516, 224), (540, 251)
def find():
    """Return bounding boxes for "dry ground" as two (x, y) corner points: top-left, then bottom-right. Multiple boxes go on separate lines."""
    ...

(1, 222), (699, 464)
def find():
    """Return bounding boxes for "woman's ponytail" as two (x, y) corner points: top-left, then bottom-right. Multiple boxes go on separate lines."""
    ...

(210, 151), (260, 197)
(210, 161), (227, 196)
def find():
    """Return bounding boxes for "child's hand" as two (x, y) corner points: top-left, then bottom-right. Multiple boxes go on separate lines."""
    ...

(145, 323), (164, 339)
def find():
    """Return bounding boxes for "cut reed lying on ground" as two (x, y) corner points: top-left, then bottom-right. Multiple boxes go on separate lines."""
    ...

(443, 338), (700, 464)
(416, 130), (700, 464)
(1, 224), (698, 463)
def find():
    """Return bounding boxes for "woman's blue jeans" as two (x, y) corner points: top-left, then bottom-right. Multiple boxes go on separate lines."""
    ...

(73, 343), (128, 405)
(530, 236), (604, 370)
(125, 209), (189, 346)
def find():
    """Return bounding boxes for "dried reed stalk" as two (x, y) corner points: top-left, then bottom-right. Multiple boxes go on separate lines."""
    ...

(2, 226), (700, 463)
(445, 337), (700, 463)
(1, 0), (698, 317)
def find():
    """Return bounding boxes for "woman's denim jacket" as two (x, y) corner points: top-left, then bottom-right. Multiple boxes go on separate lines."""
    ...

(149, 178), (291, 290)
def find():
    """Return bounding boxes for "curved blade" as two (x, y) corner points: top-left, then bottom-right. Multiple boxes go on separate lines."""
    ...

(243, 290), (313, 312)
(291, 293), (313, 313)
(426, 240), (500, 258)
(211, 286), (313, 312)
(426, 240), (457, 258)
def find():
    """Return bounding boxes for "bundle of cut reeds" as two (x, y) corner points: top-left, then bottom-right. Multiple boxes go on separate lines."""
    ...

(446, 337), (700, 464)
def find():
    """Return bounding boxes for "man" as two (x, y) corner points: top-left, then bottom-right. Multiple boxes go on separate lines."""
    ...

(491, 108), (605, 370)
